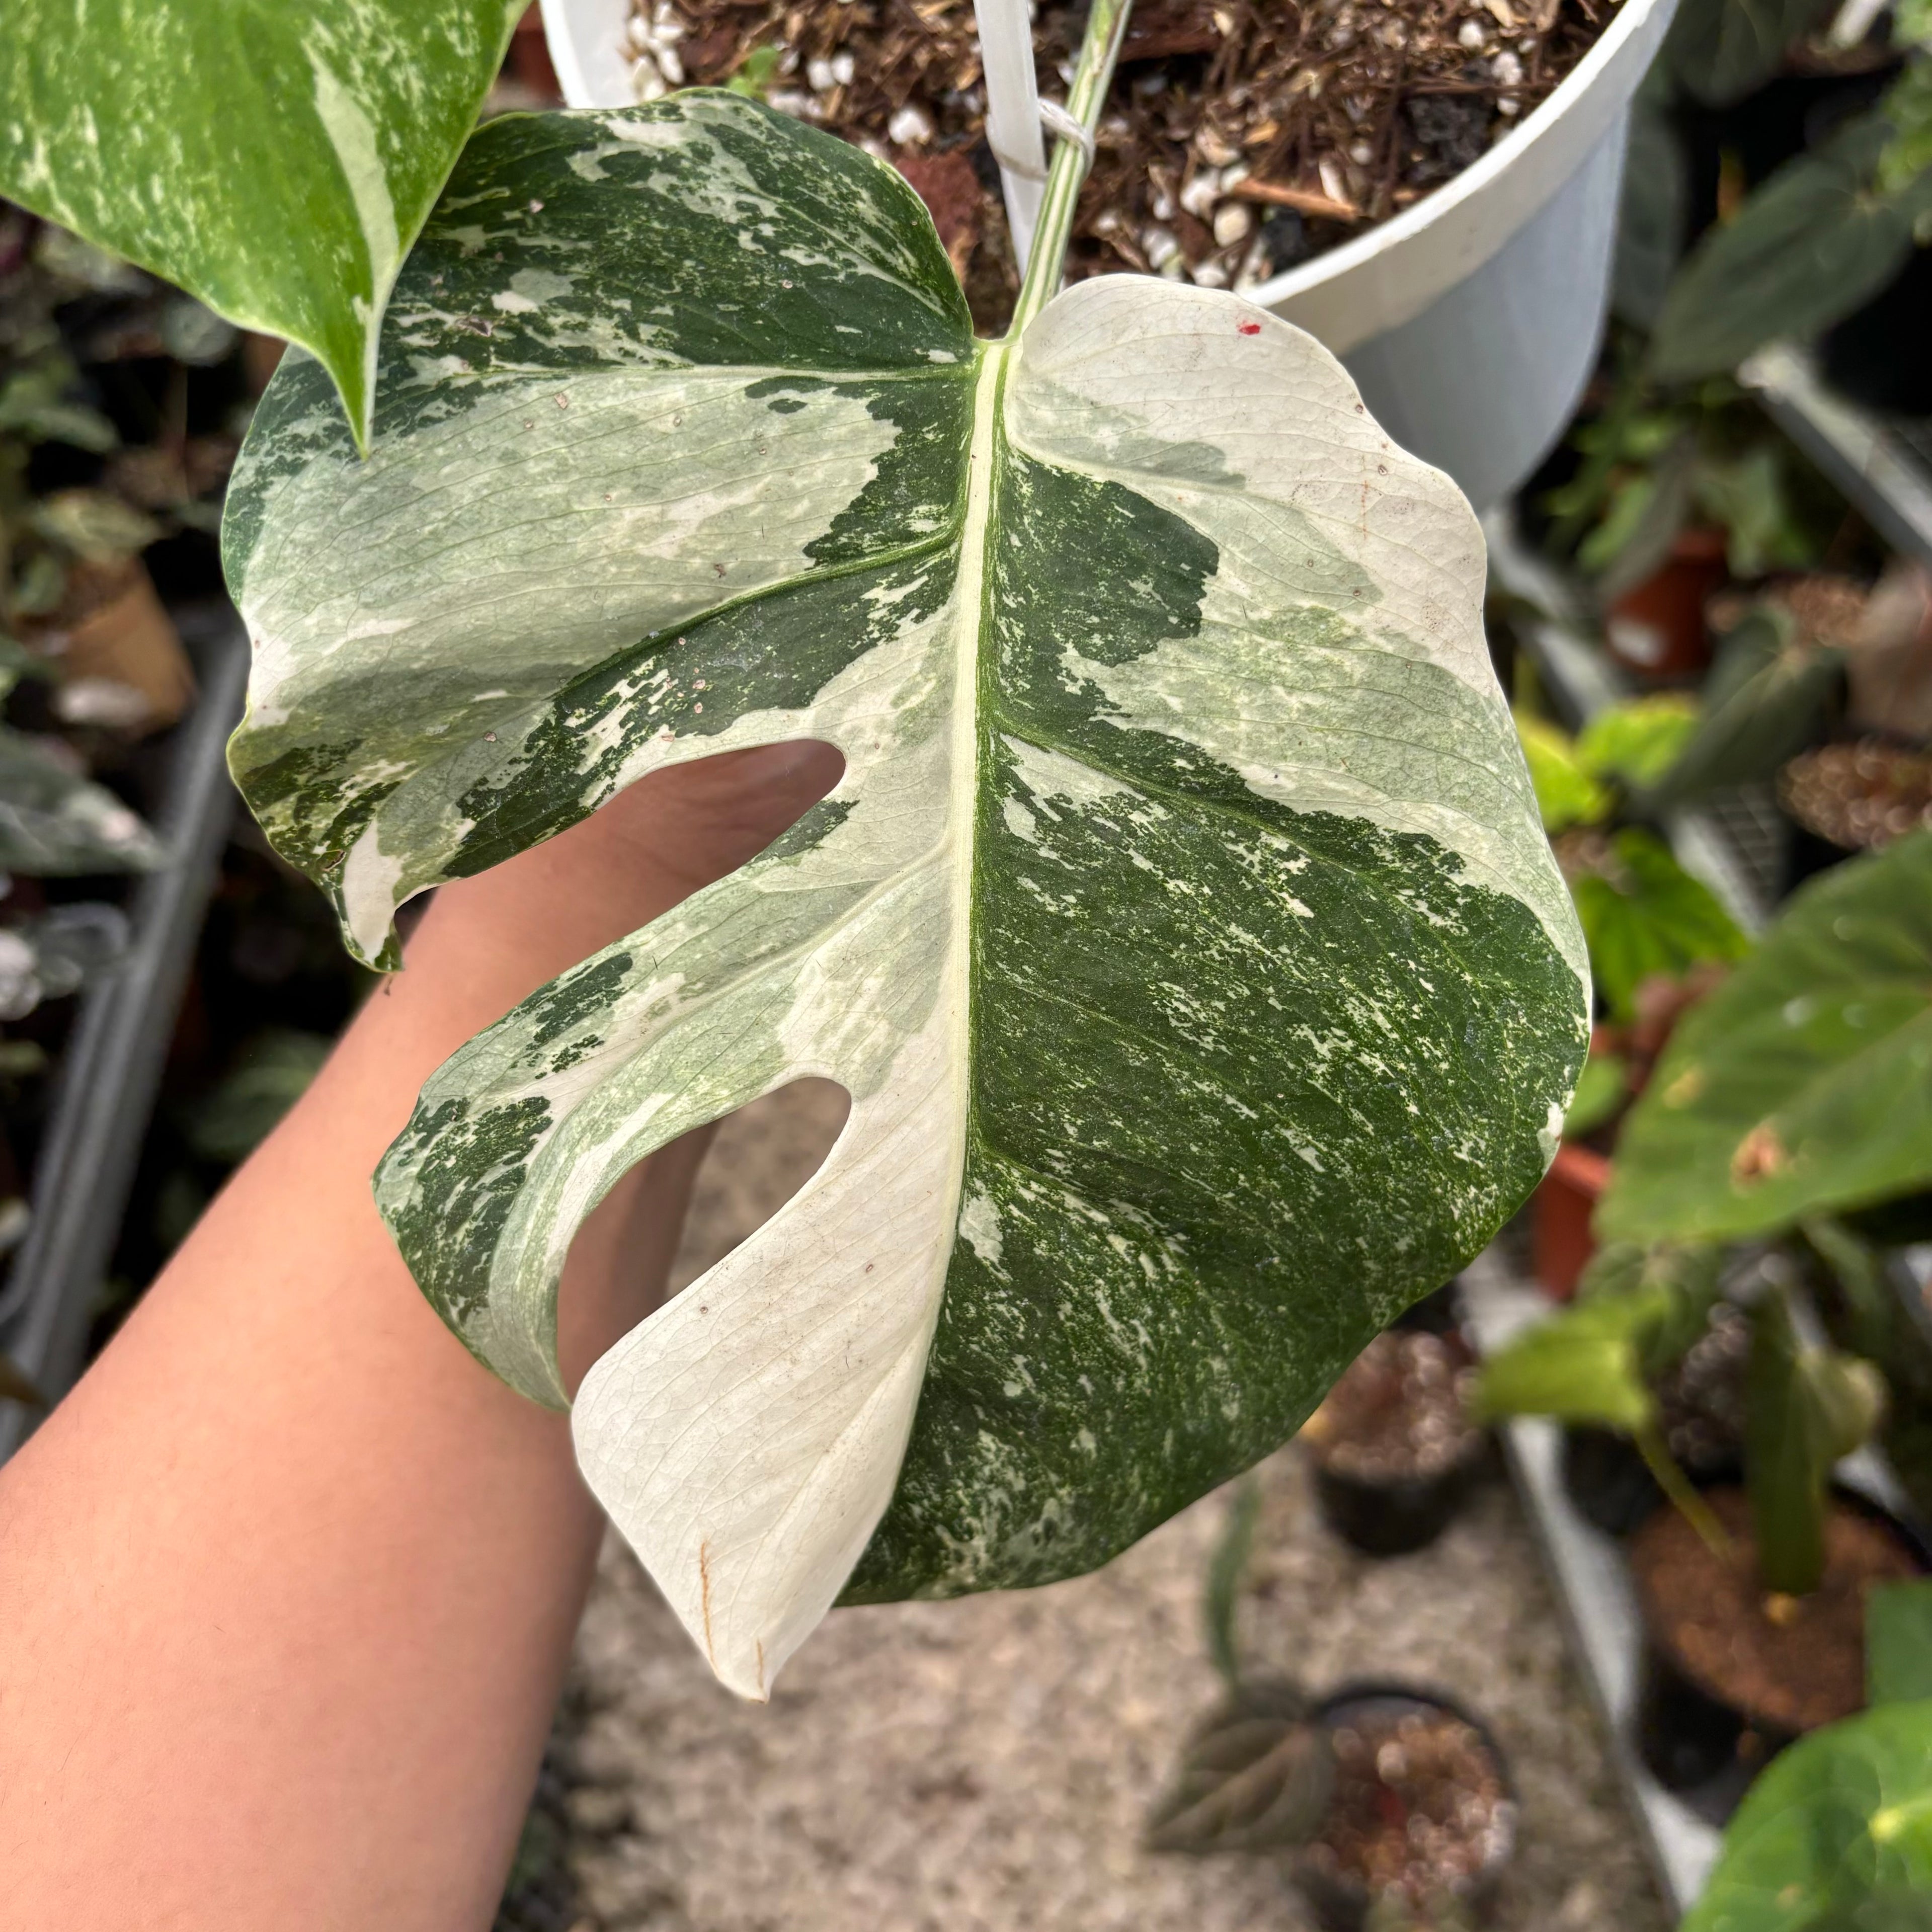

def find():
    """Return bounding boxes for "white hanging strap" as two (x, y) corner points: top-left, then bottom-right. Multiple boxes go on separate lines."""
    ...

(1036, 99), (1096, 181)
(976, 0), (1100, 274)
(974, 0), (1048, 271)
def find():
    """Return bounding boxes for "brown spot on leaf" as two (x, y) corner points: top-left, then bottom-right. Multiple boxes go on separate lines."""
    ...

(1731, 1122), (1790, 1187)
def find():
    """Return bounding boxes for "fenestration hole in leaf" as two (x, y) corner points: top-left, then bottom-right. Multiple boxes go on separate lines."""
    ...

(669, 1079), (854, 1300)
(530, 738), (847, 1396)
(553, 1080), (852, 1398)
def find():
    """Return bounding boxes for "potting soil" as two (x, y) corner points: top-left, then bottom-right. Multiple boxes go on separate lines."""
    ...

(622, 0), (1618, 332)
(1300, 1328), (1482, 1482)
(1630, 1486), (1920, 1735)
(1300, 1699), (1514, 1906)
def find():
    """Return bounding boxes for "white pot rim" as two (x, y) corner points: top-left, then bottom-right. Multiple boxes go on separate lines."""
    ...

(1253, 0), (1677, 347)
(544, 0), (1677, 352)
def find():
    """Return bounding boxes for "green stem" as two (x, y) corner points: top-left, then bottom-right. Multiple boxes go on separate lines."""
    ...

(1005, 0), (1135, 338)
(1635, 1421), (1733, 1563)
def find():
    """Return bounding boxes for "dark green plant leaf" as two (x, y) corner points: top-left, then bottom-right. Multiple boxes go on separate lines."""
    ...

(1147, 1681), (1336, 1856)
(0, 726), (163, 875)
(1589, 438), (1699, 600)
(1614, 83), (1691, 329)
(0, 0), (524, 449)
(1695, 447), (1823, 579)
(1869, 1582), (1932, 1707)
(1802, 1216), (1895, 1362)
(1650, 121), (1913, 382)
(1645, 609), (1841, 807)
(1600, 833), (1932, 1244)
(1204, 1477), (1261, 1691)
(1745, 1285), (1884, 1596)
(1570, 827), (1751, 1021)
(1663, 0), (1844, 108)
(1681, 1700), (1932, 1931)
(1814, 1891), (1932, 1932)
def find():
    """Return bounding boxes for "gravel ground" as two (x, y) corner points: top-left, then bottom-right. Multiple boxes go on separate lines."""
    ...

(510, 1086), (1668, 1932)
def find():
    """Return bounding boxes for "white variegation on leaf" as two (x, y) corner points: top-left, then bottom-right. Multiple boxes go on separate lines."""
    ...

(0, 0), (524, 450)
(222, 92), (1587, 1699)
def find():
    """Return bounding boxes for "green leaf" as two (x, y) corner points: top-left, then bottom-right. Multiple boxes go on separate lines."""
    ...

(0, 365), (118, 453)
(1577, 695), (1702, 792)
(1695, 447), (1820, 580)
(1583, 433), (1700, 602)
(222, 95), (1589, 1700)
(30, 488), (162, 564)
(725, 45), (783, 99)
(0, 726), (163, 875)
(1681, 1701), (1932, 1932)
(1565, 1047), (1630, 1138)
(1745, 1285), (1884, 1596)
(1662, 0), (1844, 108)
(1472, 1273), (1673, 1431)
(1516, 711), (1613, 833)
(1600, 833), (1932, 1244)
(0, 0), (524, 451)
(1474, 1241), (1722, 1430)
(1869, 1583), (1932, 1707)
(1813, 1891), (1932, 1932)
(1645, 608), (1841, 808)
(1650, 121), (1915, 382)
(1569, 827), (1752, 1021)
(1876, 59), (1932, 198)
(1204, 1477), (1261, 1692)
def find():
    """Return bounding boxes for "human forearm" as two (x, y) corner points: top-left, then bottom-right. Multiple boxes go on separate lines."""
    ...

(0, 744), (837, 1929)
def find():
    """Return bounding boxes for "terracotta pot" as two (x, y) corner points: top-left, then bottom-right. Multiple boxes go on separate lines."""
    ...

(31, 560), (194, 735)
(1604, 526), (1728, 680)
(1532, 1142), (1609, 1300)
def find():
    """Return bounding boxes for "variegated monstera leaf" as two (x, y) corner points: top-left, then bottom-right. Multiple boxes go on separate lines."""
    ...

(222, 93), (1587, 1699)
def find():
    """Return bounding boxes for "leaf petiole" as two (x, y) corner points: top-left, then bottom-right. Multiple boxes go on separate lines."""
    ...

(1006, 0), (1136, 336)
(1635, 1419), (1734, 1562)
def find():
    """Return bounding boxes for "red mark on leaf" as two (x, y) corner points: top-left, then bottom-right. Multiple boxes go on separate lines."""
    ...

(1237, 320), (1261, 336)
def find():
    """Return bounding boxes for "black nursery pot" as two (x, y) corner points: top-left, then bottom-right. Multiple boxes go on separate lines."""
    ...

(1560, 1427), (1742, 1539)
(1632, 1487), (1930, 1824)
(1313, 1458), (1478, 1558)
(1634, 1639), (1794, 1823)
(1307, 1328), (1488, 1558)
(1293, 1682), (1517, 1932)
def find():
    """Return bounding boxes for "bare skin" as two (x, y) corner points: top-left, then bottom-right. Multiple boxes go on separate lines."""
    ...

(0, 742), (841, 1930)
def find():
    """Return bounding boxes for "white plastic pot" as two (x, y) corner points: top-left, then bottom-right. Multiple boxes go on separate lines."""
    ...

(1256, 0), (1679, 509)
(542, 0), (1678, 509)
